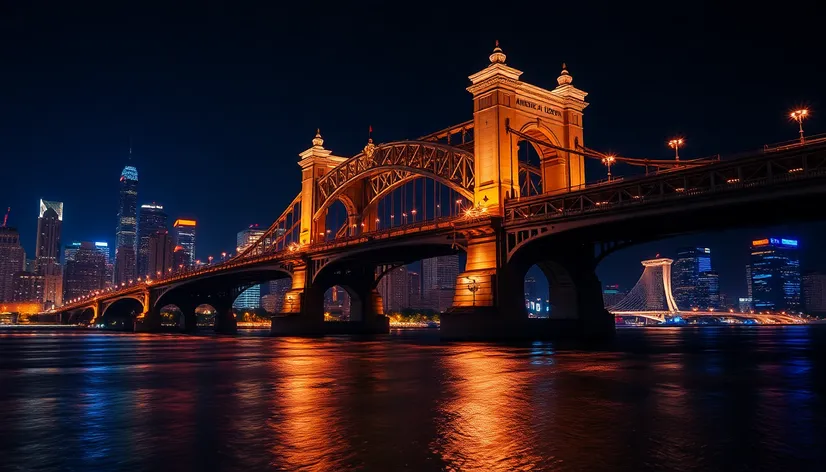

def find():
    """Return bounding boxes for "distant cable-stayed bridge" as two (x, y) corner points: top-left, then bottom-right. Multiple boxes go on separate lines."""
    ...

(609, 258), (806, 324)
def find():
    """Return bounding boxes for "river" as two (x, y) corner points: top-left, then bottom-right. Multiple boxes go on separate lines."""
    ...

(0, 326), (824, 471)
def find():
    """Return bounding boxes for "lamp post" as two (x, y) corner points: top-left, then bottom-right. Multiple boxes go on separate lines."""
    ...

(668, 138), (684, 161)
(466, 277), (480, 307)
(601, 154), (616, 181)
(790, 109), (809, 144)
(455, 199), (462, 216)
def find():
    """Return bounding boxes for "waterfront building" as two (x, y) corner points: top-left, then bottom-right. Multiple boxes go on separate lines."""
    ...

(421, 255), (459, 311)
(802, 271), (826, 316)
(36, 199), (63, 307)
(266, 279), (291, 313)
(408, 270), (421, 308)
(602, 284), (627, 308)
(0, 227), (26, 303)
(63, 242), (107, 302)
(115, 165), (138, 284)
(378, 265), (409, 312)
(147, 230), (174, 277)
(673, 247), (718, 310)
(138, 203), (167, 277)
(750, 238), (801, 312)
(12, 272), (44, 302)
(173, 219), (197, 268)
(232, 225), (266, 309)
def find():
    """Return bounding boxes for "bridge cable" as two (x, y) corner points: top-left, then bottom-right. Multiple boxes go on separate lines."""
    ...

(505, 127), (714, 169)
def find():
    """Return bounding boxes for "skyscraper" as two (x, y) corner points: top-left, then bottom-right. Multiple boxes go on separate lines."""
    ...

(115, 165), (138, 285)
(265, 278), (292, 313)
(0, 227), (26, 303)
(147, 229), (174, 277)
(232, 225), (267, 310)
(36, 199), (63, 307)
(378, 266), (409, 312)
(173, 219), (197, 268)
(63, 242), (107, 302)
(13, 272), (44, 302)
(802, 271), (826, 316)
(673, 247), (717, 310)
(35, 199), (62, 273)
(137, 203), (168, 277)
(408, 271), (421, 308)
(750, 238), (801, 312)
(421, 255), (459, 311)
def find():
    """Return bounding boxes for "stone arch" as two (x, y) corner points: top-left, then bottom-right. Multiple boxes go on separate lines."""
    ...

(101, 297), (144, 330)
(515, 122), (572, 195)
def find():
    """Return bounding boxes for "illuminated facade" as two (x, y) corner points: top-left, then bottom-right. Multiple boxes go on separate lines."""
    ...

(173, 219), (197, 268)
(408, 271), (421, 308)
(0, 227), (26, 303)
(13, 272), (44, 302)
(232, 225), (267, 309)
(673, 247), (718, 310)
(115, 165), (138, 284)
(138, 203), (167, 277)
(602, 284), (626, 308)
(377, 265), (409, 312)
(36, 199), (63, 306)
(63, 242), (107, 302)
(421, 255), (459, 311)
(802, 271), (826, 315)
(148, 229), (174, 277)
(750, 238), (801, 311)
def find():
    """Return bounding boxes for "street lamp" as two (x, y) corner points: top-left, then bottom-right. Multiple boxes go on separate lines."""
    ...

(411, 208), (417, 222)
(455, 199), (462, 215)
(790, 109), (809, 143)
(466, 277), (480, 307)
(668, 138), (684, 161)
(208, 255), (214, 265)
(601, 154), (616, 181)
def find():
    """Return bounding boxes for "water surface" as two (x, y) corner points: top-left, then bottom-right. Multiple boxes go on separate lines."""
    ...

(1, 326), (824, 471)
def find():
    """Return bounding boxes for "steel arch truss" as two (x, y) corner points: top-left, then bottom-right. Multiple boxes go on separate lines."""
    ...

(235, 194), (302, 259)
(314, 141), (475, 220)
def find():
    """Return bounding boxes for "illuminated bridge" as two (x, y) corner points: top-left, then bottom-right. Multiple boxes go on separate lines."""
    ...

(55, 44), (826, 340)
(610, 258), (806, 324)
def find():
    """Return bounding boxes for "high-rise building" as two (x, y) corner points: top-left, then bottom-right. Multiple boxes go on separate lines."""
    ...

(738, 297), (753, 313)
(421, 255), (459, 311)
(745, 264), (753, 299)
(233, 286), (261, 310)
(35, 199), (62, 273)
(802, 271), (826, 316)
(0, 227), (26, 302)
(137, 203), (168, 278)
(524, 276), (537, 301)
(324, 286), (350, 318)
(64, 241), (81, 262)
(750, 237), (801, 312)
(232, 225), (267, 309)
(673, 247), (716, 310)
(13, 272), (44, 302)
(172, 246), (189, 273)
(378, 266), (409, 313)
(147, 229), (174, 277)
(265, 278), (292, 313)
(236, 225), (265, 253)
(115, 165), (138, 285)
(173, 219), (197, 268)
(63, 242), (107, 302)
(36, 199), (63, 307)
(408, 271), (421, 308)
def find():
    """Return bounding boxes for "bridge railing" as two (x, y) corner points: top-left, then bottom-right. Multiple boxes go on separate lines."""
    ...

(505, 140), (826, 222)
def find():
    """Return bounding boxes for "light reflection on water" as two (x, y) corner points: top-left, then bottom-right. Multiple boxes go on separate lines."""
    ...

(0, 326), (824, 471)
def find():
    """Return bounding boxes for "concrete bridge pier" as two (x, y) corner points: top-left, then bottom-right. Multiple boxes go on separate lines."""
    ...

(213, 303), (237, 335)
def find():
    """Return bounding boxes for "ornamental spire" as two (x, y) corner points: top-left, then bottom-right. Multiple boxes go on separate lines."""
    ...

(557, 62), (572, 86)
(312, 128), (324, 148)
(489, 40), (506, 65)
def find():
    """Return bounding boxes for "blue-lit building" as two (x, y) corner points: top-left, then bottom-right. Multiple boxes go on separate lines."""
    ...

(750, 238), (801, 312)
(115, 165), (138, 285)
(673, 247), (719, 310)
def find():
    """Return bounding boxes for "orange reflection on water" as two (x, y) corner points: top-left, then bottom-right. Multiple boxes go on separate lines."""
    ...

(435, 345), (548, 471)
(266, 338), (350, 470)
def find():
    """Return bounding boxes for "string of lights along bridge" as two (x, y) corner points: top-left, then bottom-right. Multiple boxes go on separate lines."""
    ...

(44, 42), (826, 340)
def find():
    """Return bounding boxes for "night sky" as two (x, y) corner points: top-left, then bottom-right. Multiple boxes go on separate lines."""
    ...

(1, 1), (824, 299)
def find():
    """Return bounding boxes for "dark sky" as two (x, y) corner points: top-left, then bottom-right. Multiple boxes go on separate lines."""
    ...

(1, 1), (824, 299)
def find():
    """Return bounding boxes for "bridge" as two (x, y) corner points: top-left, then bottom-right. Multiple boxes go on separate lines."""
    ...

(55, 43), (826, 340)
(609, 258), (806, 325)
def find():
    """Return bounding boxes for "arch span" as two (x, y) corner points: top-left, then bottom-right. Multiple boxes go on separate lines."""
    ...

(313, 141), (475, 221)
(101, 297), (144, 330)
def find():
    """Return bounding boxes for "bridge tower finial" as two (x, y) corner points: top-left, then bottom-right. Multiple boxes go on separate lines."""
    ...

(489, 40), (506, 64)
(312, 129), (324, 149)
(557, 62), (573, 86)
